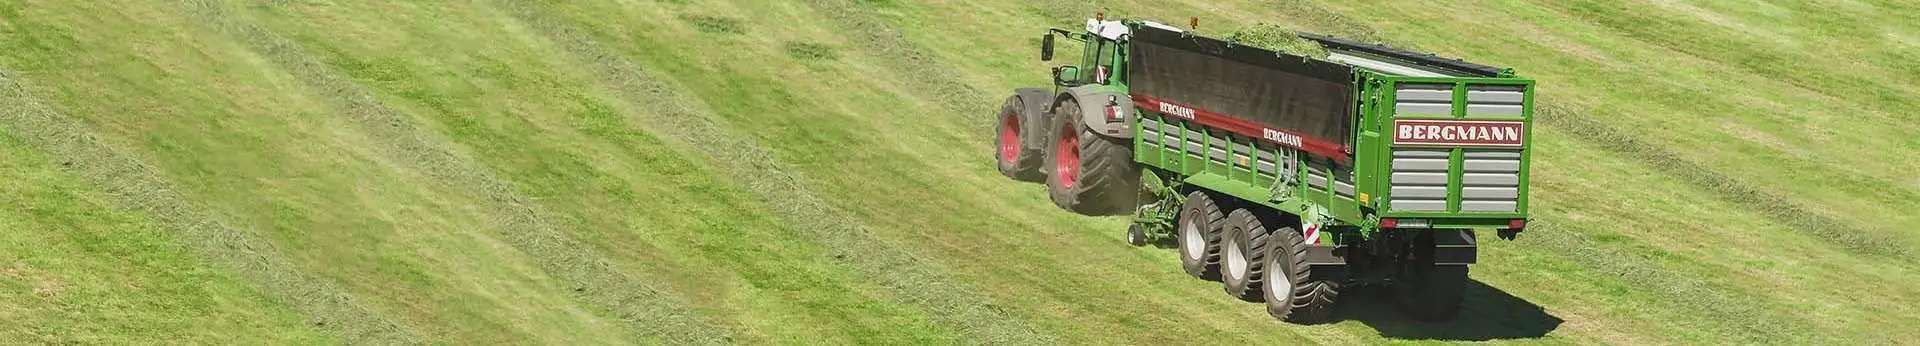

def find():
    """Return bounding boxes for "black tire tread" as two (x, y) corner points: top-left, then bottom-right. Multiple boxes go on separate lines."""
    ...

(1265, 222), (1339, 324)
(1177, 191), (1226, 280)
(1222, 209), (1270, 302)
(995, 94), (1045, 182)
(1045, 98), (1139, 216)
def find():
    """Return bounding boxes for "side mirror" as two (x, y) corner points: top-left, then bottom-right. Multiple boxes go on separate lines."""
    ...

(1041, 34), (1055, 61)
(1052, 66), (1081, 86)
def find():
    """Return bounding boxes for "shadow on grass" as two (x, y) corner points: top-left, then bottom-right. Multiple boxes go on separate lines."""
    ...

(1137, 232), (1558, 340)
(1333, 279), (1562, 341)
(1148, 236), (1179, 249)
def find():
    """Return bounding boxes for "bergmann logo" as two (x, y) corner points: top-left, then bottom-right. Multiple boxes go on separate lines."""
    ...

(1392, 120), (1525, 147)
(1262, 128), (1303, 147)
(1157, 102), (1196, 120)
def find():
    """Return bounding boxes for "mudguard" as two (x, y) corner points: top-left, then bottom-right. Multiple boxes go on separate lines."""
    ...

(1058, 85), (1134, 139)
(1012, 88), (1053, 150)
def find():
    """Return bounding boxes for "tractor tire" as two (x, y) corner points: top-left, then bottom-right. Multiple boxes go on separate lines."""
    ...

(995, 92), (1047, 182)
(1396, 231), (1469, 321)
(1221, 208), (1272, 302)
(1176, 191), (1226, 280)
(1044, 98), (1139, 216)
(1262, 221), (1338, 324)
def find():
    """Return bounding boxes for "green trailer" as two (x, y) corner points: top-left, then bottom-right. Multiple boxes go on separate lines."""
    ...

(992, 18), (1535, 323)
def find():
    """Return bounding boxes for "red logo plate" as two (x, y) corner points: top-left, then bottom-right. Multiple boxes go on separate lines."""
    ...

(1393, 120), (1526, 147)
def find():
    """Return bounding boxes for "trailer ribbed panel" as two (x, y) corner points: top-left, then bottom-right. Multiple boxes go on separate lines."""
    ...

(1466, 85), (1526, 117)
(1390, 149), (1451, 211)
(1395, 84), (1454, 116)
(1460, 149), (1522, 212)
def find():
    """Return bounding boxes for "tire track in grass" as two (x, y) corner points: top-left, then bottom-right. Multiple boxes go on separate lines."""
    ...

(494, 2), (1058, 344)
(1537, 106), (1912, 262)
(780, 2), (1314, 341)
(1520, 218), (1832, 343)
(174, 1), (731, 343)
(801, 0), (991, 119)
(0, 71), (421, 344)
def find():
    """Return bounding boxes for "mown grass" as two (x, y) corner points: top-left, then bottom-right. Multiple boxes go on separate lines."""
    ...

(3, 1), (632, 343)
(0, 0), (1913, 344)
(0, 131), (329, 344)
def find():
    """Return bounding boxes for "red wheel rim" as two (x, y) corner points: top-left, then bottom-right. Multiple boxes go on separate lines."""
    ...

(1054, 125), (1080, 189)
(998, 113), (1020, 162)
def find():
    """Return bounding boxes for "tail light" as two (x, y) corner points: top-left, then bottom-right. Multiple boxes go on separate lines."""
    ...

(1506, 219), (1527, 231)
(1379, 218), (1429, 229)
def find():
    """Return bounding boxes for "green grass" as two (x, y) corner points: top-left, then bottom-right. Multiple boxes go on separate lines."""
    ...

(0, 130), (329, 344)
(0, 0), (1914, 344)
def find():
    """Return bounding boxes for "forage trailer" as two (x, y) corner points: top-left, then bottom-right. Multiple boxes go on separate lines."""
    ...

(992, 18), (1535, 323)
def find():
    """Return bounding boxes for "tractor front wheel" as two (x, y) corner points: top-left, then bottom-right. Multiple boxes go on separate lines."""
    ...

(1044, 98), (1138, 216)
(995, 94), (1045, 182)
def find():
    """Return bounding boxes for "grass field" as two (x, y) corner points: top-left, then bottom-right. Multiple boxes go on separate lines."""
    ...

(1, 0), (1914, 344)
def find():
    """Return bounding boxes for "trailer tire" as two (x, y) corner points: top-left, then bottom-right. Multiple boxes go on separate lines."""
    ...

(1045, 98), (1139, 216)
(1262, 222), (1338, 324)
(995, 92), (1046, 182)
(1221, 208), (1271, 302)
(1176, 191), (1225, 280)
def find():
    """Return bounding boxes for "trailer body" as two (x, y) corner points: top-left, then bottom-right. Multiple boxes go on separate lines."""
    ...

(1122, 23), (1534, 237)
(1045, 20), (1533, 235)
(996, 18), (1536, 322)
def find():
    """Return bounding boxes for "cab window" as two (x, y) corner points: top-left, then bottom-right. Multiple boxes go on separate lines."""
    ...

(1087, 40), (1115, 84)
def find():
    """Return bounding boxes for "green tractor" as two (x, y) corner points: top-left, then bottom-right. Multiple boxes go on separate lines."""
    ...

(993, 17), (1535, 323)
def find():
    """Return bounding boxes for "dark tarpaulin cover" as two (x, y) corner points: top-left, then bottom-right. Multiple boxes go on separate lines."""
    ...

(1127, 24), (1355, 151)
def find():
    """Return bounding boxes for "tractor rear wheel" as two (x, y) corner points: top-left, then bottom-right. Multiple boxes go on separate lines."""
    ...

(995, 93), (1045, 182)
(1176, 191), (1225, 280)
(1262, 221), (1338, 324)
(1045, 98), (1138, 216)
(1221, 208), (1272, 302)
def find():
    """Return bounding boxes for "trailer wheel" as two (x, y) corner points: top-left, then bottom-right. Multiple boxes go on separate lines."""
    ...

(1045, 98), (1139, 216)
(1221, 209), (1271, 302)
(1262, 222), (1338, 324)
(1176, 191), (1225, 280)
(995, 93), (1045, 182)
